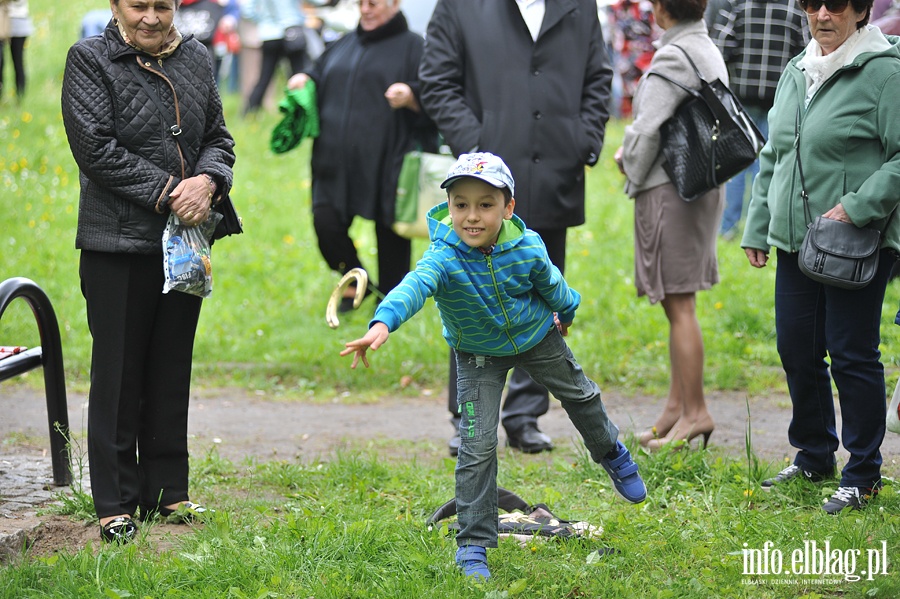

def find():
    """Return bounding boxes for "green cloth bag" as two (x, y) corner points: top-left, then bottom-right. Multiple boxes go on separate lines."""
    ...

(393, 150), (456, 239)
(270, 80), (320, 155)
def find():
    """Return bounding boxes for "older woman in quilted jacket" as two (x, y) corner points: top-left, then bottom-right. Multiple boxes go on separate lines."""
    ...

(61, 0), (235, 543)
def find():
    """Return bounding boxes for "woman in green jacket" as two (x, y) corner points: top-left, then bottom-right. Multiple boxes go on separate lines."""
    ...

(742, 0), (900, 514)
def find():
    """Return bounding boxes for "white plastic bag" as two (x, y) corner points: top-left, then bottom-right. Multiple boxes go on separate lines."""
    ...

(887, 378), (900, 434)
(162, 212), (223, 298)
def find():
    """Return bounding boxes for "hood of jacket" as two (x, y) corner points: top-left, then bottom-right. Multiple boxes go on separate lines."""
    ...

(425, 201), (527, 253)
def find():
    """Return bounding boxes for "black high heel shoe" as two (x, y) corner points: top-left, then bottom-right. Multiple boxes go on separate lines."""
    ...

(100, 516), (138, 544)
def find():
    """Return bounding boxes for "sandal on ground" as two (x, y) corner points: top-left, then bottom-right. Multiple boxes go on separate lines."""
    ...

(100, 516), (138, 544)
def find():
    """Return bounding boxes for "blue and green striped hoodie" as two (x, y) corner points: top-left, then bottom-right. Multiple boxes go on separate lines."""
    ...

(370, 202), (581, 356)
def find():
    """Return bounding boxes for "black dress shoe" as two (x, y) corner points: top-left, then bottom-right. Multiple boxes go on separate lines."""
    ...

(506, 423), (553, 453)
(100, 516), (138, 544)
(448, 433), (461, 457)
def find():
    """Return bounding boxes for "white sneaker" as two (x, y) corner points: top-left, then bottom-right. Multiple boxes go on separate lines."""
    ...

(761, 464), (830, 490)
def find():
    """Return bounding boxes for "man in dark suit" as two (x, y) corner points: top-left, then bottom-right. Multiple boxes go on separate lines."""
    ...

(419, 0), (613, 456)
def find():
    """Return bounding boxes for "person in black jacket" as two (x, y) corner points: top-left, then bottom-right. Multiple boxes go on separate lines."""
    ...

(286, 0), (436, 308)
(61, 0), (235, 544)
(419, 0), (613, 456)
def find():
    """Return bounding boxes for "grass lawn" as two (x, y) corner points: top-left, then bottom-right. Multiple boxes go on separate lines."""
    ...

(2, 1), (900, 597)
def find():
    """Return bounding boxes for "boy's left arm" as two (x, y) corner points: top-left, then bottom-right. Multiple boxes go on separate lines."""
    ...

(338, 249), (447, 368)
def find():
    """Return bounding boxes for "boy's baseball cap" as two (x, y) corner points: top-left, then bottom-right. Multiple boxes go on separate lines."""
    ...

(441, 152), (515, 196)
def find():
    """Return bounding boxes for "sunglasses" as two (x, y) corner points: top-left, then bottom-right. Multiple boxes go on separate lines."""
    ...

(797, 0), (850, 14)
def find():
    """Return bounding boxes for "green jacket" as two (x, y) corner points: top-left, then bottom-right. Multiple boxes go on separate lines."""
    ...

(270, 81), (320, 155)
(742, 31), (900, 253)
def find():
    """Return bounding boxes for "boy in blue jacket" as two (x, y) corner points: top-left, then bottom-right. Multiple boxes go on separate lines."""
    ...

(341, 152), (646, 579)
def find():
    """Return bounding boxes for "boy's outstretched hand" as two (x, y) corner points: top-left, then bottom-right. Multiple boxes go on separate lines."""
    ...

(340, 322), (390, 369)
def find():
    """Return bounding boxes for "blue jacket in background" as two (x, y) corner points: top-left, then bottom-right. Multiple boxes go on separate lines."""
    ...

(371, 202), (580, 356)
(243, 0), (304, 41)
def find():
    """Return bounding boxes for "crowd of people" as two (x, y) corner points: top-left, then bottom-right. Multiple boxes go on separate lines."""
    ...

(56, 0), (900, 583)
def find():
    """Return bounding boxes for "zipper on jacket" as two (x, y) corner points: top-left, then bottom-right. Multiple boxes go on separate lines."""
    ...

(485, 254), (518, 353)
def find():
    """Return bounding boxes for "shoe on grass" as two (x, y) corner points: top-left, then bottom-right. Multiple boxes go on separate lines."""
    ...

(448, 433), (461, 457)
(456, 545), (490, 579)
(505, 422), (553, 453)
(822, 485), (880, 514)
(599, 441), (646, 503)
(760, 464), (831, 491)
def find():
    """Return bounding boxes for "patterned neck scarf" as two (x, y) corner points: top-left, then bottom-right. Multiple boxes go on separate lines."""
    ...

(116, 20), (183, 59)
(798, 26), (868, 106)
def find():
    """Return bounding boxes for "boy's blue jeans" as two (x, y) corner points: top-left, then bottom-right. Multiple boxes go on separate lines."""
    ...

(454, 328), (619, 547)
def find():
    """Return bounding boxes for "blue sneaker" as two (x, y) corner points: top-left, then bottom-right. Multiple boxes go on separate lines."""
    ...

(456, 545), (490, 579)
(599, 441), (647, 503)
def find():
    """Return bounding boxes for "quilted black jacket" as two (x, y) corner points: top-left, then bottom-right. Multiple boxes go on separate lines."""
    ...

(62, 22), (235, 254)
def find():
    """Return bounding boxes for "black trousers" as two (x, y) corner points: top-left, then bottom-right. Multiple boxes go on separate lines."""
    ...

(448, 227), (568, 433)
(80, 251), (202, 518)
(775, 249), (895, 487)
(312, 203), (412, 296)
(0, 37), (27, 98)
(245, 38), (308, 114)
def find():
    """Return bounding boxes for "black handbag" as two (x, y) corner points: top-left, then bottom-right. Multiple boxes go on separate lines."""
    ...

(283, 25), (307, 54)
(647, 45), (766, 201)
(795, 108), (888, 289)
(211, 193), (243, 240)
(798, 217), (881, 289)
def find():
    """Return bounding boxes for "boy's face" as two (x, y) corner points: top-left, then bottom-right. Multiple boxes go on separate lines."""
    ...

(447, 178), (514, 250)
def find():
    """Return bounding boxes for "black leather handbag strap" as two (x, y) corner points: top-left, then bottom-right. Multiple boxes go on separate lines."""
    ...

(795, 105), (894, 231)
(647, 45), (735, 125)
(794, 106), (814, 225)
(645, 46), (699, 97)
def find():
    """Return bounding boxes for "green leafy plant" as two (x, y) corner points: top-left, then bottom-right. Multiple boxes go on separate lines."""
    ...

(45, 424), (92, 521)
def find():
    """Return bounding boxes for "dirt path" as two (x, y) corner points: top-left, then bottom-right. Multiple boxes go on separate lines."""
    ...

(4, 384), (900, 470)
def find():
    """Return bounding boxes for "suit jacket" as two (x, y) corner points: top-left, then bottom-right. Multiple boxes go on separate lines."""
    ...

(419, 0), (612, 229)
